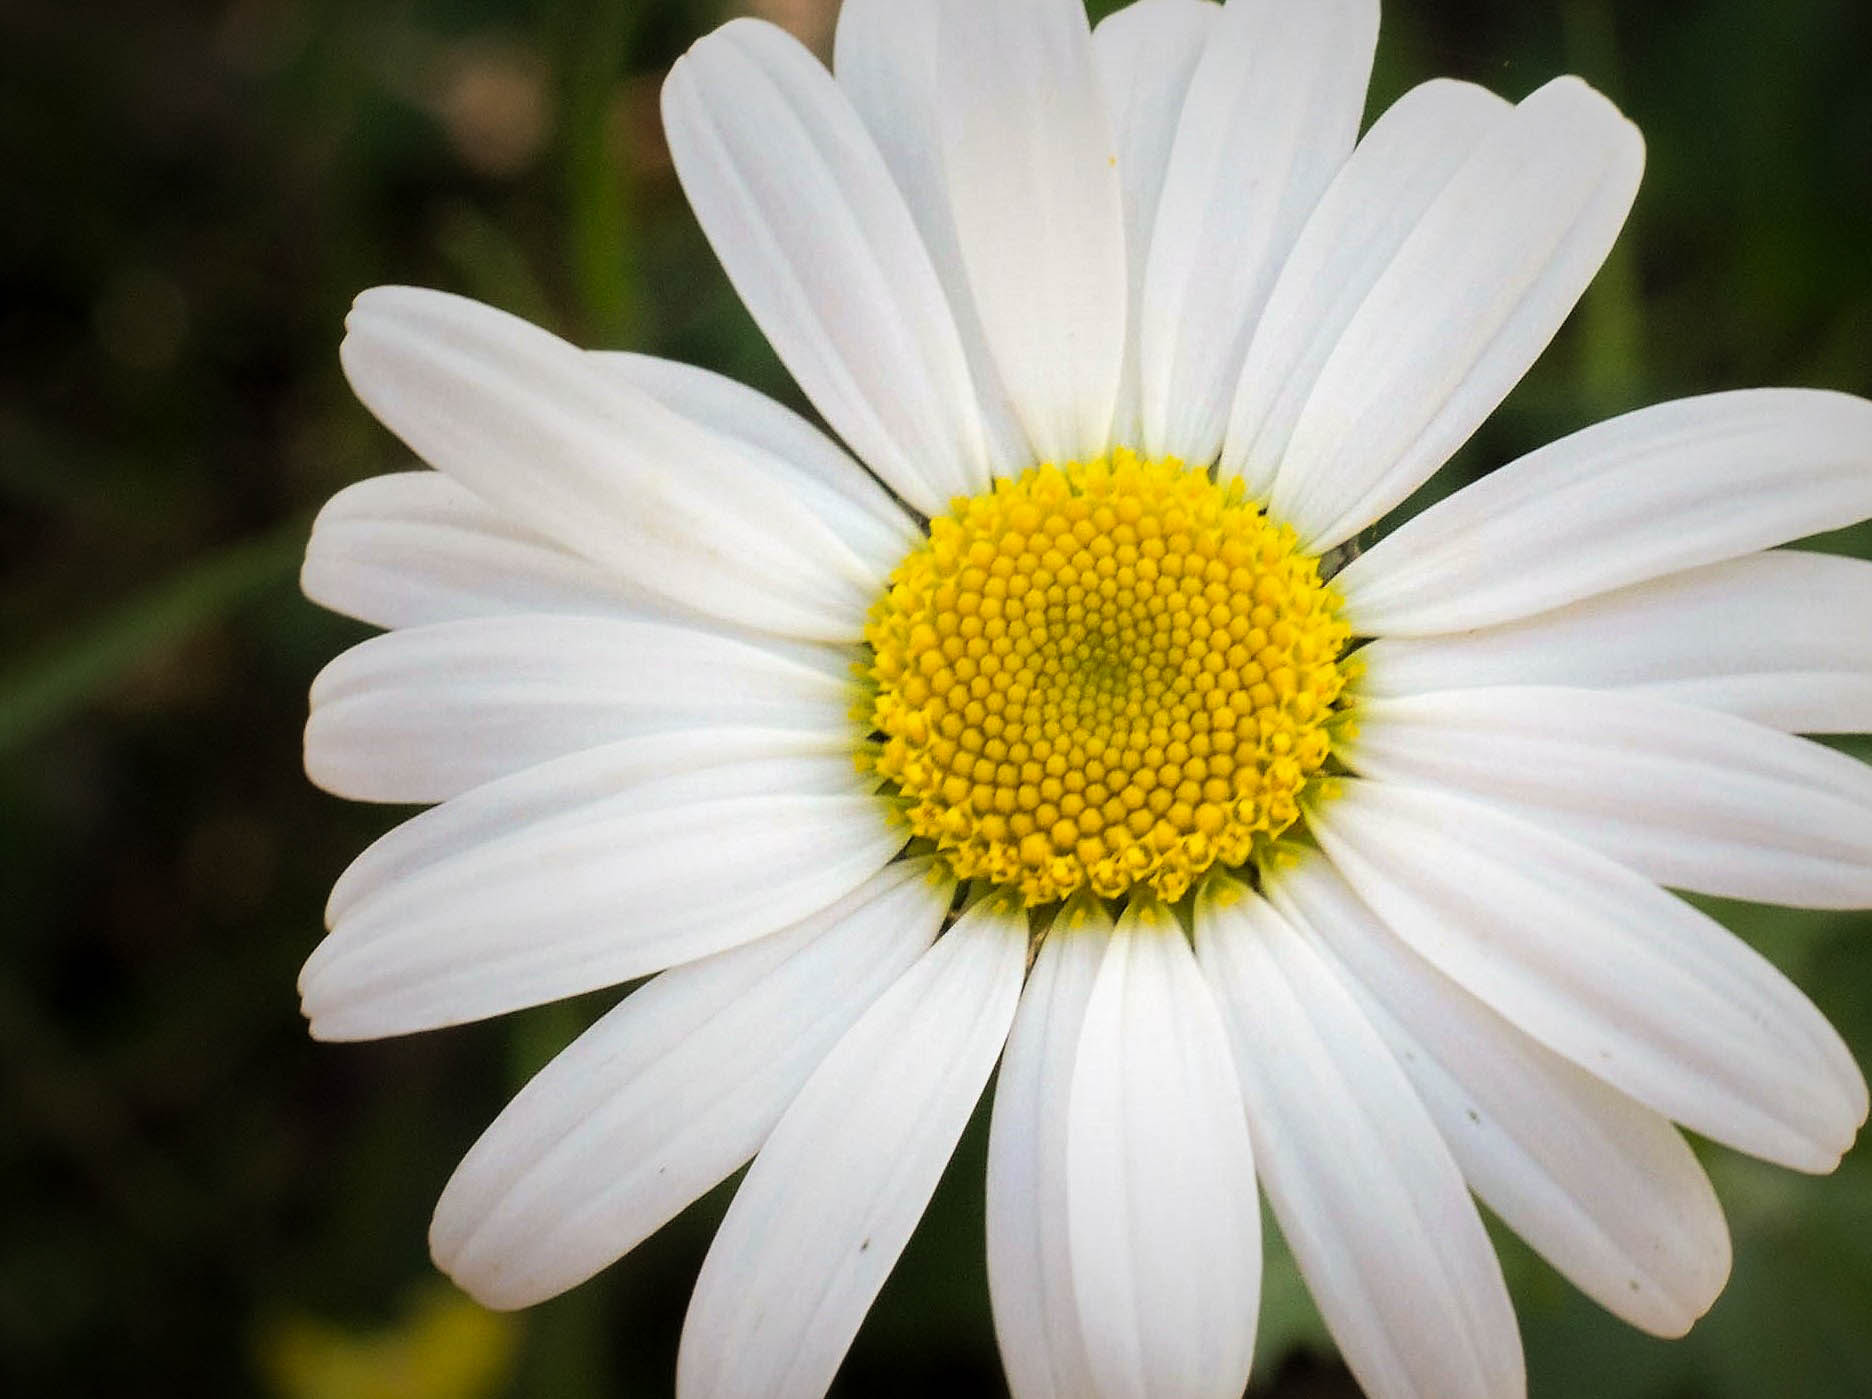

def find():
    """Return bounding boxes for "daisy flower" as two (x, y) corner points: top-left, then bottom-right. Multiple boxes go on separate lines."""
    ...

(298, 1), (1872, 1396)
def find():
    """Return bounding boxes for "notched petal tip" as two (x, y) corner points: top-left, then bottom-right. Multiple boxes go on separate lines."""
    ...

(1527, 72), (1647, 181)
(301, 1013), (352, 1045)
(298, 986), (365, 1043)
(1813, 1066), (1872, 1171)
(427, 1230), (539, 1314)
(299, 711), (347, 801)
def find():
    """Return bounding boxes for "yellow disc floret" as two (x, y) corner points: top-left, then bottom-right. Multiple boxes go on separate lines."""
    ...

(860, 449), (1351, 906)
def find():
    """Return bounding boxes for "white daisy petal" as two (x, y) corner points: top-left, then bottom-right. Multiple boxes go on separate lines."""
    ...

(298, 472), (862, 668)
(1339, 389), (1872, 636)
(301, 472), (700, 632)
(677, 896), (1027, 1399)
(1346, 687), (1872, 908)
(1221, 79), (1510, 497)
(339, 286), (880, 639)
(588, 350), (918, 572)
(323, 727), (857, 927)
(1090, 0), (1222, 450)
(662, 18), (989, 514)
(299, 784), (903, 1041)
(986, 898), (1111, 1399)
(1641, 674), (1872, 737)
(303, 615), (850, 804)
(1065, 898), (1260, 1399)
(1139, 0), (1378, 467)
(1269, 76), (1644, 552)
(1269, 855), (1732, 1339)
(1353, 550), (1872, 734)
(831, 0), (1032, 476)
(1308, 779), (1870, 1172)
(933, 0), (1127, 464)
(430, 861), (952, 1310)
(1195, 876), (1523, 1399)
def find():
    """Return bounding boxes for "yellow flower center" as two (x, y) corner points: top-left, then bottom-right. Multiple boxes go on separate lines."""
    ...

(860, 449), (1352, 906)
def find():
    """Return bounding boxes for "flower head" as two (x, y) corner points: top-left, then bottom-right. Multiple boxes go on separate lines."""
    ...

(300, 2), (1872, 1396)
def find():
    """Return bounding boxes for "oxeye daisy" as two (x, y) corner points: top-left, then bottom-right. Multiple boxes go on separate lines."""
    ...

(298, 1), (1872, 1396)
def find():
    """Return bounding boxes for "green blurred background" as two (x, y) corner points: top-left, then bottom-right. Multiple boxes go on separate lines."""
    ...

(3, 0), (1870, 1394)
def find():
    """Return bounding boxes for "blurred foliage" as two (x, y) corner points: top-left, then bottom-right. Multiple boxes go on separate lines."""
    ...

(258, 1284), (522, 1399)
(1, 0), (1869, 1395)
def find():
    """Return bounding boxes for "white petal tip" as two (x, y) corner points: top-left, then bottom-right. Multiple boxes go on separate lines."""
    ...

(433, 1261), (539, 1315)
(302, 1012), (350, 1044)
(299, 978), (395, 1043)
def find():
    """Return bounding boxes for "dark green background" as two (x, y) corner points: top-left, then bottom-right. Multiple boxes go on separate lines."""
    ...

(3, 0), (1870, 1394)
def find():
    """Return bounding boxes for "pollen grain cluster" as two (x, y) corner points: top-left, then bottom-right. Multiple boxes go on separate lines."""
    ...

(861, 449), (1351, 906)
